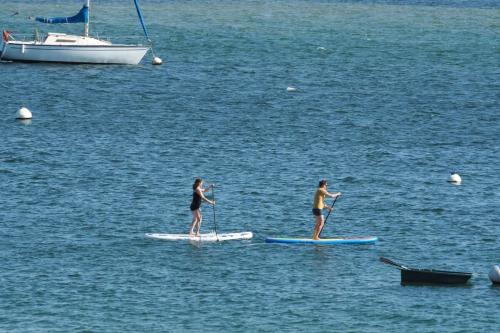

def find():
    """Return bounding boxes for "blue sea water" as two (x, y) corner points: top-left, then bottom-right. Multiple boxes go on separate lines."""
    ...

(1, 0), (499, 331)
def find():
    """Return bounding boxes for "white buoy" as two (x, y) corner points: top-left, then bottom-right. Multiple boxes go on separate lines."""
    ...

(317, 46), (326, 51)
(489, 265), (500, 284)
(152, 56), (163, 65)
(448, 172), (462, 185)
(16, 107), (32, 120)
(286, 86), (297, 92)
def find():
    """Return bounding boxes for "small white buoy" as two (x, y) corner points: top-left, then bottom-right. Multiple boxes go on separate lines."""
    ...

(152, 56), (163, 65)
(286, 86), (297, 92)
(489, 265), (500, 284)
(448, 172), (462, 185)
(16, 107), (32, 120)
(317, 46), (326, 51)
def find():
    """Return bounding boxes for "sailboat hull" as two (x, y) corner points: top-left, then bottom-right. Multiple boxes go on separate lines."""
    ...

(1, 41), (149, 65)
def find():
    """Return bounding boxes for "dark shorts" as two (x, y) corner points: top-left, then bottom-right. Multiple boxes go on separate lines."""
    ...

(190, 205), (201, 211)
(312, 208), (322, 216)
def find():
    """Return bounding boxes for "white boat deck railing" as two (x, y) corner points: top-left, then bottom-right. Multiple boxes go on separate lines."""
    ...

(4, 33), (43, 43)
(5, 32), (147, 45)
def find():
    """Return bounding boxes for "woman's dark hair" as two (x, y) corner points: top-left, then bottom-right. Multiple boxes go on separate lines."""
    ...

(318, 179), (327, 188)
(193, 178), (202, 190)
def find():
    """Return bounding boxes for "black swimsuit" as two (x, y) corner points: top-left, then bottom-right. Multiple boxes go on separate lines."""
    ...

(190, 191), (202, 211)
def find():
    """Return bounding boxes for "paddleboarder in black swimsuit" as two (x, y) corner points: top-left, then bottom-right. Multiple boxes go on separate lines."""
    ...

(189, 178), (215, 236)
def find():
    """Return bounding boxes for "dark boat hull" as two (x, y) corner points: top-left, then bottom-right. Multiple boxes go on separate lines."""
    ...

(401, 269), (472, 285)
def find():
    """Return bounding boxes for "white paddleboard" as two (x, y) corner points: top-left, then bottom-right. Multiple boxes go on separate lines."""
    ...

(145, 231), (253, 242)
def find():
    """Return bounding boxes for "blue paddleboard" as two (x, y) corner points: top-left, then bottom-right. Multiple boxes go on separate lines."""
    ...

(265, 236), (378, 245)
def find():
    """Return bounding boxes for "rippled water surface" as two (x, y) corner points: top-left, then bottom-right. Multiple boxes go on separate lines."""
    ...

(1, 0), (499, 332)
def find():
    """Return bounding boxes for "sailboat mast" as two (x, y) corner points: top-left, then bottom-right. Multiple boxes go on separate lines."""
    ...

(84, 0), (90, 37)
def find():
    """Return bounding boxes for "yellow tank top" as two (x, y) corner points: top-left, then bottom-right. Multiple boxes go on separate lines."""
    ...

(313, 188), (327, 209)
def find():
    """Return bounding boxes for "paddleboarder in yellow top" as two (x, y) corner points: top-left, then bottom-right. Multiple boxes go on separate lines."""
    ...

(312, 179), (341, 240)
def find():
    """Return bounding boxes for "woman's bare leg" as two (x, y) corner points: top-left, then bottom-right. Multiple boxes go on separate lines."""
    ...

(195, 214), (202, 237)
(189, 209), (201, 236)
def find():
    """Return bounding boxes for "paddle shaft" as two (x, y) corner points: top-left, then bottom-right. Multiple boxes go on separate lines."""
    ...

(211, 186), (219, 240)
(318, 195), (339, 238)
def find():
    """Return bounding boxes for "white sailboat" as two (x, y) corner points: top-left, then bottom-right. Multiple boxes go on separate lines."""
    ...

(0, 0), (150, 65)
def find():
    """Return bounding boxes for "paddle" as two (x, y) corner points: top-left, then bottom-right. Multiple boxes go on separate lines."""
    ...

(379, 257), (408, 270)
(211, 185), (219, 241)
(318, 194), (340, 238)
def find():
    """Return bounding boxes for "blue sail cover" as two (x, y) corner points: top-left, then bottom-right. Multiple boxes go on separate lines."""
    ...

(133, 0), (150, 42)
(35, 4), (89, 24)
